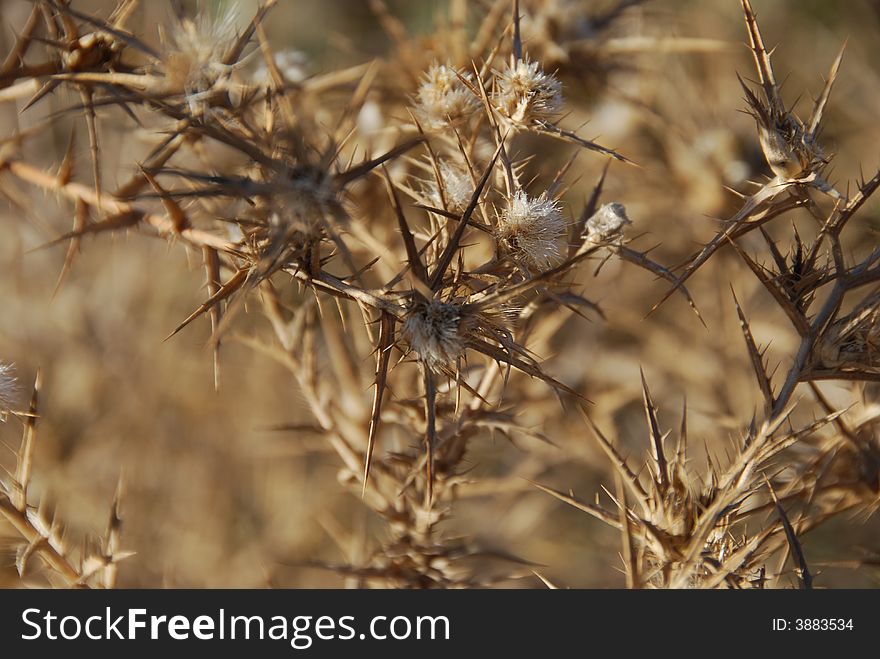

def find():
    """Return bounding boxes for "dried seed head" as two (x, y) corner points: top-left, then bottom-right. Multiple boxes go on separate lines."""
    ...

(585, 202), (631, 244)
(162, 9), (240, 113)
(401, 300), (465, 368)
(493, 58), (563, 126)
(414, 64), (480, 129)
(498, 191), (566, 269)
(0, 363), (18, 418)
(268, 166), (339, 237)
(438, 162), (474, 212)
(424, 161), (474, 213)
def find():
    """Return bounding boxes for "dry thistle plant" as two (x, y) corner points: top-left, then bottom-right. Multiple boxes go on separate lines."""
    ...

(535, 0), (880, 588)
(0, 0), (878, 589)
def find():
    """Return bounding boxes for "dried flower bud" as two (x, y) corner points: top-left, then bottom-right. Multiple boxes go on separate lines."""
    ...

(741, 83), (824, 180)
(493, 58), (563, 126)
(0, 363), (18, 418)
(414, 64), (479, 129)
(757, 121), (805, 178)
(585, 202), (631, 244)
(401, 300), (465, 368)
(498, 191), (566, 270)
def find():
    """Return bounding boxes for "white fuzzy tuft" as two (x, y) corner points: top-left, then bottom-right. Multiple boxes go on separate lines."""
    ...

(585, 202), (632, 243)
(493, 59), (563, 126)
(424, 162), (474, 213)
(498, 191), (566, 269)
(401, 300), (464, 368)
(414, 64), (480, 129)
(163, 8), (241, 115)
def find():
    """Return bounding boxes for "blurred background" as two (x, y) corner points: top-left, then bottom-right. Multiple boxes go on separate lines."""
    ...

(1, 0), (879, 587)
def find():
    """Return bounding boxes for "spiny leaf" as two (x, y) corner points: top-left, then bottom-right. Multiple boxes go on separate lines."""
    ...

(741, 0), (783, 117)
(640, 368), (668, 492)
(808, 40), (846, 138)
(423, 366), (437, 507)
(429, 139), (504, 291)
(381, 167), (428, 289)
(581, 408), (650, 507)
(165, 268), (248, 341)
(203, 247), (223, 392)
(530, 480), (621, 528)
(766, 477), (813, 590)
(533, 120), (633, 164)
(466, 336), (582, 399)
(334, 137), (424, 188)
(731, 288), (775, 414)
(14, 369), (41, 511)
(364, 312), (395, 494)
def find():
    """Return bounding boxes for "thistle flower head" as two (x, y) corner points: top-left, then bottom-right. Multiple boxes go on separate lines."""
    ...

(162, 8), (240, 114)
(423, 161), (474, 213)
(497, 191), (566, 270)
(414, 64), (480, 129)
(585, 202), (631, 244)
(0, 363), (18, 418)
(267, 166), (338, 237)
(493, 58), (563, 126)
(401, 299), (465, 369)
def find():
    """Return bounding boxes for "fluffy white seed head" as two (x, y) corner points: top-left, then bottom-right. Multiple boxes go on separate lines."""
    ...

(0, 363), (18, 418)
(401, 300), (465, 368)
(424, 161), (474, 213)
(498, 191), (566, 269)
(414, 64), (480, 129)
(585, 202), (632, 243)
(162, 9), (240, 113)
(439, 162), (474, 212)
(493, 59), (563, 126)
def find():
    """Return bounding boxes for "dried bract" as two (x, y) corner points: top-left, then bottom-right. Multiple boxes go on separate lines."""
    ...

(816, 293), (880, 373)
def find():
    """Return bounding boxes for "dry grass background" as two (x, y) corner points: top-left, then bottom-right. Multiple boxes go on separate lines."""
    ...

(1, 0), (879, 588)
